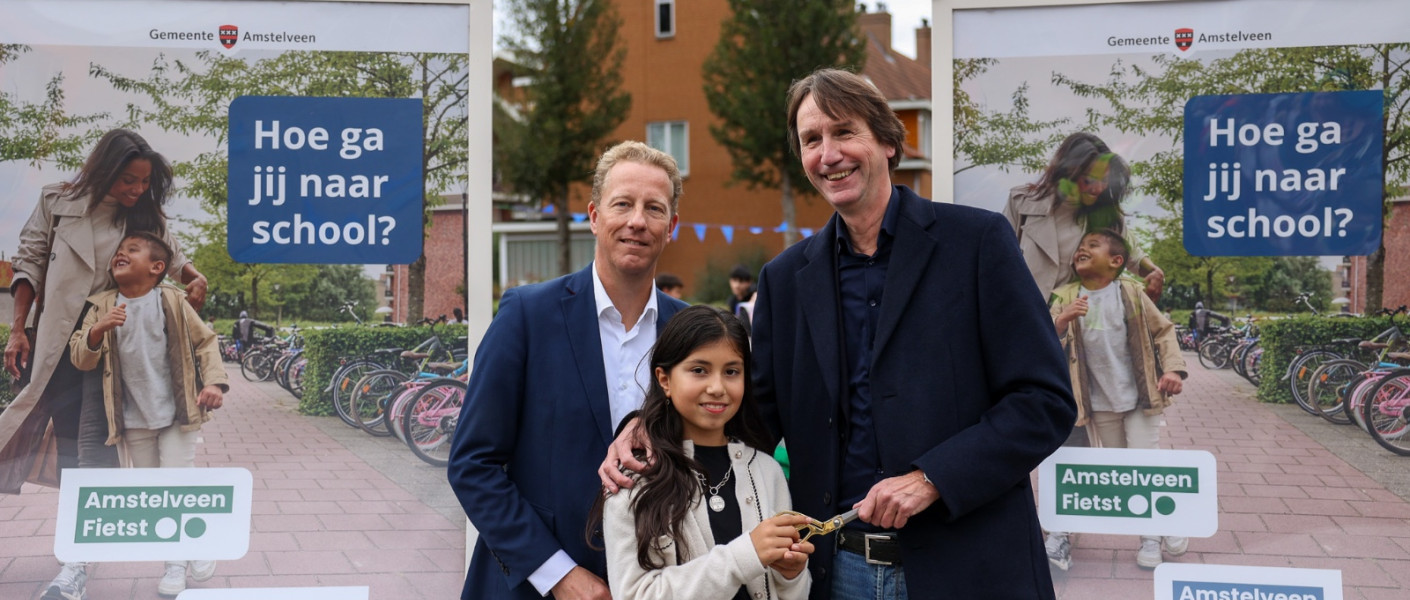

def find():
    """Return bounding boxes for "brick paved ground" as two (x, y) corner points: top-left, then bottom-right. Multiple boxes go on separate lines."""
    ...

(0, 367), (467, 600)
(4, 353), (1408, 599)
(1055, 353), (1410, 600)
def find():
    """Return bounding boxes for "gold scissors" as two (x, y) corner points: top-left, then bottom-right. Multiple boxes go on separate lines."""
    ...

(775, 508), (859, 542)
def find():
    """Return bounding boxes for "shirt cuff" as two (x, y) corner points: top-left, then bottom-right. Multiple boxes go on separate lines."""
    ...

(527, 550), (575, 596)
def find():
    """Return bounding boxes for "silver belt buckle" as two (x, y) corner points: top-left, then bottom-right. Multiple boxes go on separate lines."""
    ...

(863, 533), (894, 566)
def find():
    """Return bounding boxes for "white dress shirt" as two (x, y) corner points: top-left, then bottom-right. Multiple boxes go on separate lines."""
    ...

(527, 262), (659, 596)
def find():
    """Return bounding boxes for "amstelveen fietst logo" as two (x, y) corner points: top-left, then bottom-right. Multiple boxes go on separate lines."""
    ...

(75, 485), (233, 543)
(55, 468), (253, 562)
(1039, 447), (1218, 537)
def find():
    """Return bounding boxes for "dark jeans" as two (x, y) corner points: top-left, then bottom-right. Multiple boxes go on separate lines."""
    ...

(46, 357), (117, 472)
(832, 548), (908, 600)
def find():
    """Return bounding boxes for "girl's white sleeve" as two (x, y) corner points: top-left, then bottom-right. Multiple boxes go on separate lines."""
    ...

(604, 486), (767, 600)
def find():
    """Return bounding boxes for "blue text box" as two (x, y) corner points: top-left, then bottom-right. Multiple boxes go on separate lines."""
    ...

(1183, 91), (1383, 256)
(228, 96), (423, 264)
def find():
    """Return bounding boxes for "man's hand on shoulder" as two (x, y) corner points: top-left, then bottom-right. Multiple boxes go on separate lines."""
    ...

(599, 417), (651, 494)
(550, 566), (611, 600)
(855, 470), (941, 530)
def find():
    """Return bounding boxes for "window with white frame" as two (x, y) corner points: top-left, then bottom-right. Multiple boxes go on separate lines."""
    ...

(918, 111), (932, 159)
(647, 121), (688, 176)
(655, 0), (675, 38)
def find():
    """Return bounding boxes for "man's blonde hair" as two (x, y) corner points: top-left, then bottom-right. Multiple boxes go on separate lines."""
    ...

(591, 141), (683, 216)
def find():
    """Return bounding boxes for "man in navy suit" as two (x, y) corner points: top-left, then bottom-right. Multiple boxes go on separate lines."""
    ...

(604, 69), (1075, 599)
(449, 141), (689, 600)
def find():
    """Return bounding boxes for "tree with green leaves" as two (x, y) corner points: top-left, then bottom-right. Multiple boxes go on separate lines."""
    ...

(0, 45), (106, 168)
(496, 0), (630, 275)
(92, 50), (468, 321)
(702, 0), (864, 247)
(1055, 45), (1410, 313)
(953, 58), (1071, 176)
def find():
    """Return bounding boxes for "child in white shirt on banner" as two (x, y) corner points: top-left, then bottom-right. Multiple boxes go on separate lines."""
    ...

(68, 231), (229, 597)
(1047, 229), (1188, 570)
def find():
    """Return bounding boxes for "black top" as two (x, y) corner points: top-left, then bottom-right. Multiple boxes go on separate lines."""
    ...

(695, 444), (751, 600)
(834, 189), (901, 520)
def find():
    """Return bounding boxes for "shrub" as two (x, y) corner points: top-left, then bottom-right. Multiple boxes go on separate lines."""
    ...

(297, 323), (468, 416)
(0, 324), (13, 412)
(1255, 314), (1402, 404)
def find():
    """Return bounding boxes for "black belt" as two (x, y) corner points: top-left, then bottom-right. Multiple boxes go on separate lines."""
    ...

(836, 530), (902, 566)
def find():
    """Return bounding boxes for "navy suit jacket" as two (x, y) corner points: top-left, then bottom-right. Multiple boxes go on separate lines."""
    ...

(752, 186), (1076, 599)
(448, 265), (688, 599)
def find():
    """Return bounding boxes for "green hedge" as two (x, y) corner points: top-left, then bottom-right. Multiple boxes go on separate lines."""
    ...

(297, 324), (468, 416)
(0, 324), (13, 412)
(1255, 314), (1400, 404)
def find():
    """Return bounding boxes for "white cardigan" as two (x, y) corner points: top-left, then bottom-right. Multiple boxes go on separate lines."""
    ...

(603, 440), (811, 600)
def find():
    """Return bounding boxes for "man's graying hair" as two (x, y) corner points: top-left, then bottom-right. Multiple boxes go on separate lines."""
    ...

(786, 68), (907, 171)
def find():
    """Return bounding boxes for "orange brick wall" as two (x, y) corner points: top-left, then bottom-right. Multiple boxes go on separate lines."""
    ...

(392, 205), (465, 323)
(565, 0), (842, 297)
(1385, 201), (1410, 309)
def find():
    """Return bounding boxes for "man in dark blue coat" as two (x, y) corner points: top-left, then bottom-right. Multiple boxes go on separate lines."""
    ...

(449, 142), (689, 600)
(603, 69), (1075, 599)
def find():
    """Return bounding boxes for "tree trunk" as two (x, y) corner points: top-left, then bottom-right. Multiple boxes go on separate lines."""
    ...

(557, 191), (572, 276)
(1205, 268), (1215, 308)
(409, 253), (427, 322)
(1365, 241), (1386, 314)
(250, 280), (260, 319)
(780, 168), (798, 247)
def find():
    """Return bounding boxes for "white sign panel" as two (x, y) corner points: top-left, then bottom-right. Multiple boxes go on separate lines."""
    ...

(1155, 563), (1343, 600)
(1038, 447), (1218, 537)
(55, 468), (254, 562)
(178, 587), (370, 600)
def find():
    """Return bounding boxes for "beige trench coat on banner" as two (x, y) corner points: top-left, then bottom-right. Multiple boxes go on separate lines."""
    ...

(1003, 185), (1149, 299)
(0, 184), (188, 493)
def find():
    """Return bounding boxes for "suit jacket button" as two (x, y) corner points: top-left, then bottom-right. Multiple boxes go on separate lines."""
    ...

(745, 496), (753, 505)
(823, 493), (832, 505)
(735, 450), (743, 459)
(754, 593), (763, 599)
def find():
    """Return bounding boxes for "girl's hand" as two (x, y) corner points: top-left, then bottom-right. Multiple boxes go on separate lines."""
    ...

(769, 539), (814, 580)
(750, 513), (807, 567)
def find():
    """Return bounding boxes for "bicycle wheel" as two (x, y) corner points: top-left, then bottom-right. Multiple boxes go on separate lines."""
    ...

(1309, 359), (1364, 425)
(1243, 346), (1262, 386)
(287, 357), (307, 399)
(1288, 350), (1342, 415)
(241, 350), (273, 382)
(274, 354), (293, 390)
(402, 379), (466, 467)
(1345, 373), (1382, 433)
(350, 369), (408, 436)
(1363, 370), (1410, 455)
(386, 383), (428, 444)
(330, 359), (387, 428)
(1198, 340), (1230, 370)
(1231, 343), (1250, 378)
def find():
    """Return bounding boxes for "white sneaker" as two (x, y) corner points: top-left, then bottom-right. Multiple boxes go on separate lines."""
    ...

(188, 560), (217, 582)
(157, 562), (187, 597)
(1136, 538), (1163, 569)
(1045, 532), (1072, 571)
(42, 562), (88, 600)
(1164, 536), (1189, 557)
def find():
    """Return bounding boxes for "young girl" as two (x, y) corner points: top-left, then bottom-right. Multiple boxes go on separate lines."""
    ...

(596, 305), (812, 599)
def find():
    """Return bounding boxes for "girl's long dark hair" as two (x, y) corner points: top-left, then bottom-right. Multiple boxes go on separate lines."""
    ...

(587, 305), (770, 570)
(63, 128), (173, 237)
(1028, 132), (1131, 228)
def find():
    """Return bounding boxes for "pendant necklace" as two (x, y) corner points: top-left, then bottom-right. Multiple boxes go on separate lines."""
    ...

(694, 467), (732, 513)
